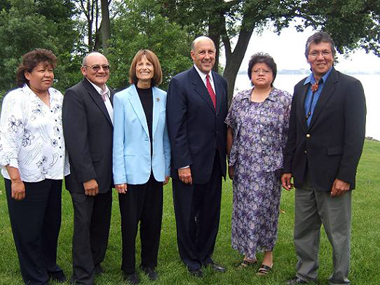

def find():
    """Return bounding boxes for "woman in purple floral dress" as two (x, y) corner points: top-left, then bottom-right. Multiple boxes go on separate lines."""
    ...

(226, 53), (291, 275)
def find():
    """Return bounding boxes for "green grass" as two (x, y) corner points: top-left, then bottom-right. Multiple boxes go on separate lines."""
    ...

(0, 140), (379, 284)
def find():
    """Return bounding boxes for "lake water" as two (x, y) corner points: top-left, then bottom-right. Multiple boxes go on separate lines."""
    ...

(235, 74), (380, 140)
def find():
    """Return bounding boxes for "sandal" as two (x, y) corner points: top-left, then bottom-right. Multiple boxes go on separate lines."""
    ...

(236, 259), (257, 269)
(257, 264), (272, 276)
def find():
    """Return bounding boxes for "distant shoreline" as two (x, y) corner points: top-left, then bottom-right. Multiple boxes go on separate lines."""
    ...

(366, 137), (379, 142)
(238, 70), (380, 76)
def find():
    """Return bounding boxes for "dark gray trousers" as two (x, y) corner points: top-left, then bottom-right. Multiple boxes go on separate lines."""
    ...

(70, 191), (112, 285)
(294, 175), (351, 285)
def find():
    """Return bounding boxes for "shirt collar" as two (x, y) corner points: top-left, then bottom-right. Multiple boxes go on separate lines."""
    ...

(86, 78), (109, 95)
(304, 67), (333, 85)
(194, 64), (213, 82)
(22, 83), (56, 99)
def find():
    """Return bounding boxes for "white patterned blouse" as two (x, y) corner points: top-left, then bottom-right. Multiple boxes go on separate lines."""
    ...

(0, 84), (70, 182)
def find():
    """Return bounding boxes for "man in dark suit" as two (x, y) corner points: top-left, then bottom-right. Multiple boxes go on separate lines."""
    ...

(282, 32), (366, 285)
(63, 52), (114, 285)
(166, 36), (228, 277)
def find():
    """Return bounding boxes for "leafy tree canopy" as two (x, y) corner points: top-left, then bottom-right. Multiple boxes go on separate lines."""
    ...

(0, 0), (80, 92)
(1, 0), (379, 98)
(107, 0), (192, 91)
(159, 0), (380, 99)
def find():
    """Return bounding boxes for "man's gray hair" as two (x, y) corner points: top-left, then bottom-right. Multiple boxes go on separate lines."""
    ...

(305, 31), (336, 58)
(82, 51), (105, 67)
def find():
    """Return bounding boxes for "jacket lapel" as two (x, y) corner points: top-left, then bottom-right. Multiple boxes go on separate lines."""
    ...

(109, 88), (115, 106)
(191, 67), (216, 113)
(83, 79), (113, 125)
(128, 84), (150, 137)
(297, 82), (309, 132)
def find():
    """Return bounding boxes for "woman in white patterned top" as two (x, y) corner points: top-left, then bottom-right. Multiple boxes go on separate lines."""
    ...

(0, 49), (69, 285)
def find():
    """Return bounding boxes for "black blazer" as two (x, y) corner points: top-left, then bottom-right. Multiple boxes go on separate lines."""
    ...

(283, 68), (366, 191)
(63, 79), (114, 193)
(166, 67), (228, 184)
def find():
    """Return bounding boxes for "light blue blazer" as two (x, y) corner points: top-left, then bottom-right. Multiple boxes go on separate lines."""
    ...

(113, 84), (171, 185)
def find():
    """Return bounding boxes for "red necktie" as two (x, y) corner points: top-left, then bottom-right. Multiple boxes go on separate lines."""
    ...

(206, 75), (216, 109)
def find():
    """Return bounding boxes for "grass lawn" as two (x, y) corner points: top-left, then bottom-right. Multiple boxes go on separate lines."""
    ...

(0, 140), (379, 285)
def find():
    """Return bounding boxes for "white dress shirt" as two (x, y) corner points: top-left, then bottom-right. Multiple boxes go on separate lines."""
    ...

(87, 80), (114, 125)
(193, 64), (216, 93)
(0, 84), (70, 182)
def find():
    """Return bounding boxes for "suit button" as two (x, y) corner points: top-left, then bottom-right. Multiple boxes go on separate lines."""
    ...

(306, 134), (311, 138)
(304, 150), (307, 154)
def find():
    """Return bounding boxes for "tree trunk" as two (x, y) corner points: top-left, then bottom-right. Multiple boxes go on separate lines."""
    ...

(100, 0), (111, 53)
(87, 0), (93, 51)
(209, 32), (220, 72)
(208, 2), (225, 72)
(222, 21), (254, 103)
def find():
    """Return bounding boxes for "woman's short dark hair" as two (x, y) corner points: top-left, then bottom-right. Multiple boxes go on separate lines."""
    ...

(16, 49), (57, 87)
(248, 52), (277, 86)
(129, 49), (163, 86)
(305, 31), (336, 58)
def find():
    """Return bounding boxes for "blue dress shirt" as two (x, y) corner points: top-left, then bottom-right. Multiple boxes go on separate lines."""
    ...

(304, 67), (333, 126)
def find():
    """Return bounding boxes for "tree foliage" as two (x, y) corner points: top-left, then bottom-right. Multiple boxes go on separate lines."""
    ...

(159, 0), (380, 100)
(0, 0), (80, 92)
(1, 0), (379, 97)
(107, 0), (192, 91)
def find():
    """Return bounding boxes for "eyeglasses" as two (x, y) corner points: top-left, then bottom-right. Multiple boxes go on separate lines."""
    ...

(84, 65), (110, 72)
(308, 50), (332, 58)
(252, 69), (271, 75)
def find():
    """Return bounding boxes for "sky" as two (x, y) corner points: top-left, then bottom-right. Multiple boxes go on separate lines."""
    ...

(231, 24), (380, 74)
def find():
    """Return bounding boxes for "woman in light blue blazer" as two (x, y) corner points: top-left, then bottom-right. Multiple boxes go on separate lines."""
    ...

(113, 49), (170, 284)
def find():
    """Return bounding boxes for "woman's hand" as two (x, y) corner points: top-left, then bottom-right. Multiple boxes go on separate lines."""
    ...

(11, 180), (26, 200)
(281, 173), (293, 191)
(5, 166), (25, 200)
(115, 183), (127, 194)
(228, 166), (235, 180)
(163, 176), (170, 185)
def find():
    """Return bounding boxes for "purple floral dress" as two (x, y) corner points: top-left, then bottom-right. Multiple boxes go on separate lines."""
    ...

(225, 87), (292, 259)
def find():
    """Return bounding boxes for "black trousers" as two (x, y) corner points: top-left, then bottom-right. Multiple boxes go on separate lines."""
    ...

(70, 190), (112, 285)
(172, 151), (222, 270)
(119, 175), (163, 274)
(5, 178), (64, 285)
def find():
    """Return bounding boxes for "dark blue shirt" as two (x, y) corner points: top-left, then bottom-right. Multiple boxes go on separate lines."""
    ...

(304, 67), (333, 126)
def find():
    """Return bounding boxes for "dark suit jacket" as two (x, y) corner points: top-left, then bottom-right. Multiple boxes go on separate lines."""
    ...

(283, 68), (366, 191)
(63, 79), (114, 193)
(166, 67), (228, 184)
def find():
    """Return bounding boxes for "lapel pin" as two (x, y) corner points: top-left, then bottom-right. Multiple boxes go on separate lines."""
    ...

(156, 97), (160, 102)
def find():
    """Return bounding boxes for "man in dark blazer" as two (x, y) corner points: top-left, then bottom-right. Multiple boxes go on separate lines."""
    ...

(166, 36), (228, 277)
(282, 32), (366, 285)
(63, 52), (114, 285)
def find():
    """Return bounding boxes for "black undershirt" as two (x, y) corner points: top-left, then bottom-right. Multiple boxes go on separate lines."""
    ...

(136, 86), (153, 155)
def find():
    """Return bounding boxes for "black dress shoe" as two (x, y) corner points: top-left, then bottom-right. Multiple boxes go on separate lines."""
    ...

(124, 272), (140, 284)
(49, 271), (67, 283)
(189, 268), (203, 277)
(286, 276), (309, 284)
(205, 262), (226, 273)
(140, 266), (158, 281)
